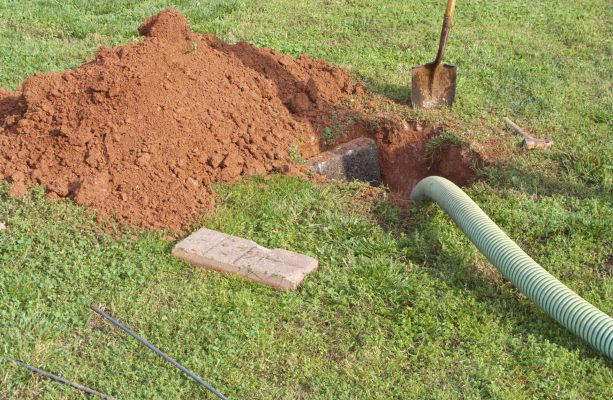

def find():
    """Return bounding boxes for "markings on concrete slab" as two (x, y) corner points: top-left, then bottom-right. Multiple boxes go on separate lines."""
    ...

(172, 228), (318, 290)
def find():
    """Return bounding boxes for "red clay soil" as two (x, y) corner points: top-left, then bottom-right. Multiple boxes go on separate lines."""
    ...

(430, 142), (478, 187)
(0, 9), (478, 231)
(0, 10), (363, 230)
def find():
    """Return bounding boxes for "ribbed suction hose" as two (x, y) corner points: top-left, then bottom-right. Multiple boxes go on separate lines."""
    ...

(410, 176), (612, 358)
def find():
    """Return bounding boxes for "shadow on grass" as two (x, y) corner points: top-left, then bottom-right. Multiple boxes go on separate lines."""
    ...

(363, 80), (411, 106)
(482, 160), (612, 201)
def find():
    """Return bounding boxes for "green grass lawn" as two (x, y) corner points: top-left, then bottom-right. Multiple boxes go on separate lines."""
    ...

(1, 1), (611, 399)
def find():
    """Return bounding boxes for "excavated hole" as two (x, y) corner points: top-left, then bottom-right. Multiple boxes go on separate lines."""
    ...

(316, 116), (482, 203)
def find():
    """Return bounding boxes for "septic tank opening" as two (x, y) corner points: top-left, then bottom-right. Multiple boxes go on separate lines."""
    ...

(307, 116), (482, 202)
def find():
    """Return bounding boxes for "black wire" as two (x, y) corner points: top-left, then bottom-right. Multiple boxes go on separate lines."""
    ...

(14, 360), (115, 399)
(91, 304), (228, 400)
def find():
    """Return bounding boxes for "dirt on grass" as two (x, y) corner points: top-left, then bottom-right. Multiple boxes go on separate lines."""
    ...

(0, 9), (480, 231)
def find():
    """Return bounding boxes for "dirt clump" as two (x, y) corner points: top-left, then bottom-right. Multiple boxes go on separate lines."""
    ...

(8, 181), (28, 198)
(0, 9), (361, 231)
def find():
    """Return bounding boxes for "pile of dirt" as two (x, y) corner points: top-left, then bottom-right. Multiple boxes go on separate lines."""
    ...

(0, 10), (362, 230)
(0, 9), (480, 231)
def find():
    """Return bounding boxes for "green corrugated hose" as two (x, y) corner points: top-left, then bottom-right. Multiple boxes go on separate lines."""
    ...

(410, 176), (612, 358)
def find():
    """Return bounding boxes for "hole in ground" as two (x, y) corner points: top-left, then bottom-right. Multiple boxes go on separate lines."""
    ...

(310, 115), (483, 202)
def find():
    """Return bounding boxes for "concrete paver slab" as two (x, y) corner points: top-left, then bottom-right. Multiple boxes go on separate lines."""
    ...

(172, 228), (318, 290)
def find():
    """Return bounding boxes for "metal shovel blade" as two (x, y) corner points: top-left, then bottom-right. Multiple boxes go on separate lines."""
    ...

(411, 62), (457, 109)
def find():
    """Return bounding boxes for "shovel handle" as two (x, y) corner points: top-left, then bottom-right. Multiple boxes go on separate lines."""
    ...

(434, 0), (456, 65)
(445, 0), (456, 17)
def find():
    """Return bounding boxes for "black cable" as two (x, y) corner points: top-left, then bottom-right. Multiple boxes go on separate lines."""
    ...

(14, 360), (115, 399)
(91, 304), (228, 400)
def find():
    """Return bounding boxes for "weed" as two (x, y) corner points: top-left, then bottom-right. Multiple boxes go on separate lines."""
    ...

(425, 131), (465, 157)
(321, 123), (340, 146)
(288, 143), (306, 164)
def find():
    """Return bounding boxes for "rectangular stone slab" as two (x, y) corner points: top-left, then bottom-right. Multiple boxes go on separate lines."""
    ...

(307, 137), (381, 186)
(172, 228), (318, 290)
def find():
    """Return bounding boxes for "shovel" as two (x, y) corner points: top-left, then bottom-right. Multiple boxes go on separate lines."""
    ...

(411, 0), (457, 109)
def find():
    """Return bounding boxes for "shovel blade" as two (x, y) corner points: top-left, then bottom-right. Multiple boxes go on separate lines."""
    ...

(411, 63), (457, 109)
